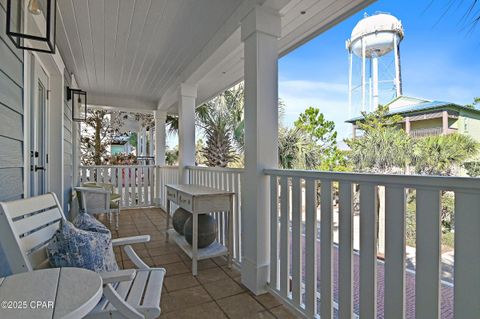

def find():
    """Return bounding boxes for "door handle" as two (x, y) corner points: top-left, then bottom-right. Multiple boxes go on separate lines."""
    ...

(34, 166), (46, 172)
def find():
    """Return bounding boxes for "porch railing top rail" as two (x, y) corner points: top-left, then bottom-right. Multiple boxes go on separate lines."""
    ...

(186, 165), (244, 173)
(264, 168), (480, 190)
(79, 165), (177, 168)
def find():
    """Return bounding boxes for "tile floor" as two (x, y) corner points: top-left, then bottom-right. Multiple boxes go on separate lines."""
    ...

(99, 208), (297, 319)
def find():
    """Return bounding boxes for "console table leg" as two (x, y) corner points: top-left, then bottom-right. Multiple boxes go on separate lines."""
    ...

(192, 213), (199, 276)
(228, 197), (234, 268)
(166, 199), (170, 242)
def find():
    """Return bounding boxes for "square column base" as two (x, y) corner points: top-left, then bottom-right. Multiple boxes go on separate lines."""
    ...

(241, 257), (270, 295)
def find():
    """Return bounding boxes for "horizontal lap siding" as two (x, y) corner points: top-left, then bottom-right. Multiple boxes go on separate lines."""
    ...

(63, 70), (73, 215)
(0, 1), (24, 277)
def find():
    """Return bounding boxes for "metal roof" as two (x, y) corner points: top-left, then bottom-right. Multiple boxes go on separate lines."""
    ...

(346, 98), (480, 123)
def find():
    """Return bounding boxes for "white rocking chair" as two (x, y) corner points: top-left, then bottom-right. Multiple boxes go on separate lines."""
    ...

(0, 193), (165, 319)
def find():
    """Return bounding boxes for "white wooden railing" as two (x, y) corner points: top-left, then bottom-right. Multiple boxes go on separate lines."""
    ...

(79, 165), (179, 209)
(186, 166), (243, 265)
(155, 166), (180, 210)
(265, 169), (480, 319)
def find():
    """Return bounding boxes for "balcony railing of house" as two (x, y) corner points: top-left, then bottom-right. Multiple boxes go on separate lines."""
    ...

(79, 165), (480, 318)
(410, 127), (457, 138)
(265, 168), (480, 318)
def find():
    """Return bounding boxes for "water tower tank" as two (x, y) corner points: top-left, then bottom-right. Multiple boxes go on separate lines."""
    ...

(348, 13), (404, 58)
(346, 13), (404, 117)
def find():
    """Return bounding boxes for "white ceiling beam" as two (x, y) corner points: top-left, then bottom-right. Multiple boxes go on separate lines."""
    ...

(88, 93), (157, 111)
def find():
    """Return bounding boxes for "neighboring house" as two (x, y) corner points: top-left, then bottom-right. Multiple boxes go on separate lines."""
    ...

(109, 134), (134, 155)
(347, 96), (480, 140)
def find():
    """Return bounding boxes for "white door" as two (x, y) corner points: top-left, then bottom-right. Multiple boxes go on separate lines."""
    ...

(29, 58), (49, 197)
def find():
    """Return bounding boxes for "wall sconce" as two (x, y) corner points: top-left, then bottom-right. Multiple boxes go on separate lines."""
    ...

(6, 0), (57, 54)
(67, 87), (87, 122)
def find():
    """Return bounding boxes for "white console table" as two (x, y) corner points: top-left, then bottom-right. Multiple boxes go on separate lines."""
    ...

(165, 184), (234, 275)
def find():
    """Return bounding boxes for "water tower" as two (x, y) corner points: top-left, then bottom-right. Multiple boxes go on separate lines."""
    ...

(346, 13), (404, 117)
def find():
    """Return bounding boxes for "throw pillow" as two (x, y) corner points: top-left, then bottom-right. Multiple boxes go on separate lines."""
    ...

(47, 220), (118, 272)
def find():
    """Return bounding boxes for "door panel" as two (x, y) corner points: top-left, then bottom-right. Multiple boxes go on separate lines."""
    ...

(29, 58), (49, 197)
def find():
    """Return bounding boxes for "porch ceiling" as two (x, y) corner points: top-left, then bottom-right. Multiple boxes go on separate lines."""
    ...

(56, 0), (375, 112)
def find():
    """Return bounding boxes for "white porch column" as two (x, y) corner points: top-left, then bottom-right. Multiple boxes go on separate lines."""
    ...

(241, 6), (281, 295)
(178, 83), (197, 183)
(154, 111), (167, 166)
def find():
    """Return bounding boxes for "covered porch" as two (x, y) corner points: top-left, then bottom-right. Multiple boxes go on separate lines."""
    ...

(1, 0), (479, 318)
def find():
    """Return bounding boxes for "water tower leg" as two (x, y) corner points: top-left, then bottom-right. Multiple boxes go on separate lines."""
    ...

(361, 37), (366, 112)
(372, 56), (379, 110)
(394, 36), (402, 97)
(348, 52), (353, 119)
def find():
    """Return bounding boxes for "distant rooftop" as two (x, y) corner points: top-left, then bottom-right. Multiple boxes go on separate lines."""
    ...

(346, 95), (480, 123)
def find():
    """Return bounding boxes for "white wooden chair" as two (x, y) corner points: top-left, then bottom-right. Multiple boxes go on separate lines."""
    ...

(76, 186), (121, 230)
(0, 193), (166, 319)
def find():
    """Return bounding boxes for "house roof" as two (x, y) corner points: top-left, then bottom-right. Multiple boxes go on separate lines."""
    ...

(346, 96), (480, 123)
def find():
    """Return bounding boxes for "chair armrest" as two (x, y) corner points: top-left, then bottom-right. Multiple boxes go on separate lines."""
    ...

(99, 269), (136, 284)
(123, 245), (150, 269)
(112, 235), (151, 247)
(103, 284), (144, 319)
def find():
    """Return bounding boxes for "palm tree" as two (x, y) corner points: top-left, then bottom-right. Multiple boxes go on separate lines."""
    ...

(166, 83), (244, 167)
(412, 133), (479, 176)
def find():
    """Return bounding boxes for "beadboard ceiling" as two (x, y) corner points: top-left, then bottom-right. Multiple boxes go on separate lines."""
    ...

(56, 0), (375, 111)
(56, 0), (242, 109)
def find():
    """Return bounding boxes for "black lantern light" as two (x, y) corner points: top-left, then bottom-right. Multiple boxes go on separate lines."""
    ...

(67, 87), (87, 122)
(6, 0), (57, 54)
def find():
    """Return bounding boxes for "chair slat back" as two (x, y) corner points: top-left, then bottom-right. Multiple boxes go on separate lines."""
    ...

(76, 187), (111, 215)
(0, 193), (65, 273)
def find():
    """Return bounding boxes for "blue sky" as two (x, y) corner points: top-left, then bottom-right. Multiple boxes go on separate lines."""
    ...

(279, 0), (480, 141)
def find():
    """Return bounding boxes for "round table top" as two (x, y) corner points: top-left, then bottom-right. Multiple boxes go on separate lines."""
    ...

(0, 268), (102, 319)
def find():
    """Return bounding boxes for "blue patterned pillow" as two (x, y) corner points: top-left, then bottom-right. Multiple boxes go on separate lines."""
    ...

(47, 220), (118, 272)
(73, 213), (119, 272)
(73, 212), (110, 235)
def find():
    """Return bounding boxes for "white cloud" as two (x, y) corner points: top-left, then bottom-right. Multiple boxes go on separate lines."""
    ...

(279, 79), (352, 140)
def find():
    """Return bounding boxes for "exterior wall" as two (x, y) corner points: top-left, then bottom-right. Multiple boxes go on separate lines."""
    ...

(0, 0), (24, 276)
(63, 70), (73, 214)
(410, 118), (442, 130)
(458, 111), (480, 142)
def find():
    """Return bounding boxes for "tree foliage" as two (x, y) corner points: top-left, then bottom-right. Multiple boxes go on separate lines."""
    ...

(465, 97), (480, 109)
(277, 107), (346, 171)
(345, 105), (411, 173)
(412, 133), (479, 176)
(80, 109), (124, 165)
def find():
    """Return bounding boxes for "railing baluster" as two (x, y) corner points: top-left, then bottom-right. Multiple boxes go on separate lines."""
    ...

(117, 167), (123, 206)
(270, 175), (279, 290)
(454, 190), (480, 318)
(291, 176), (302, 306)
(359, 182), (378, 319)
(279, 176), (290, 298)
(415, 188), (441, 319)
(320, 179), (333, 319)
(125, 168), (130, 207)
(338, 181), (353, 319)
(305, 178), (317, 317)
(384, 185), (406, 319)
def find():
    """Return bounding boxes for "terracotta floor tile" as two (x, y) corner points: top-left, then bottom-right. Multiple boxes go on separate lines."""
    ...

(203, 277), (246, 300)
(270, 305), (298, 319)
(196, 267), (230, 284)
(253, 293), (283, 309)
(216, 293), (265, 319)
(161, 286), (213, 313)
(160, 301), (227, 319)
(164, 273), (200, 292)
(152, 253), (183, 266)
(162, 262), (190, 276)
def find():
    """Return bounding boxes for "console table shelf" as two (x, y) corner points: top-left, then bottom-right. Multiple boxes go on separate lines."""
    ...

(165, 184), (234, 275)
